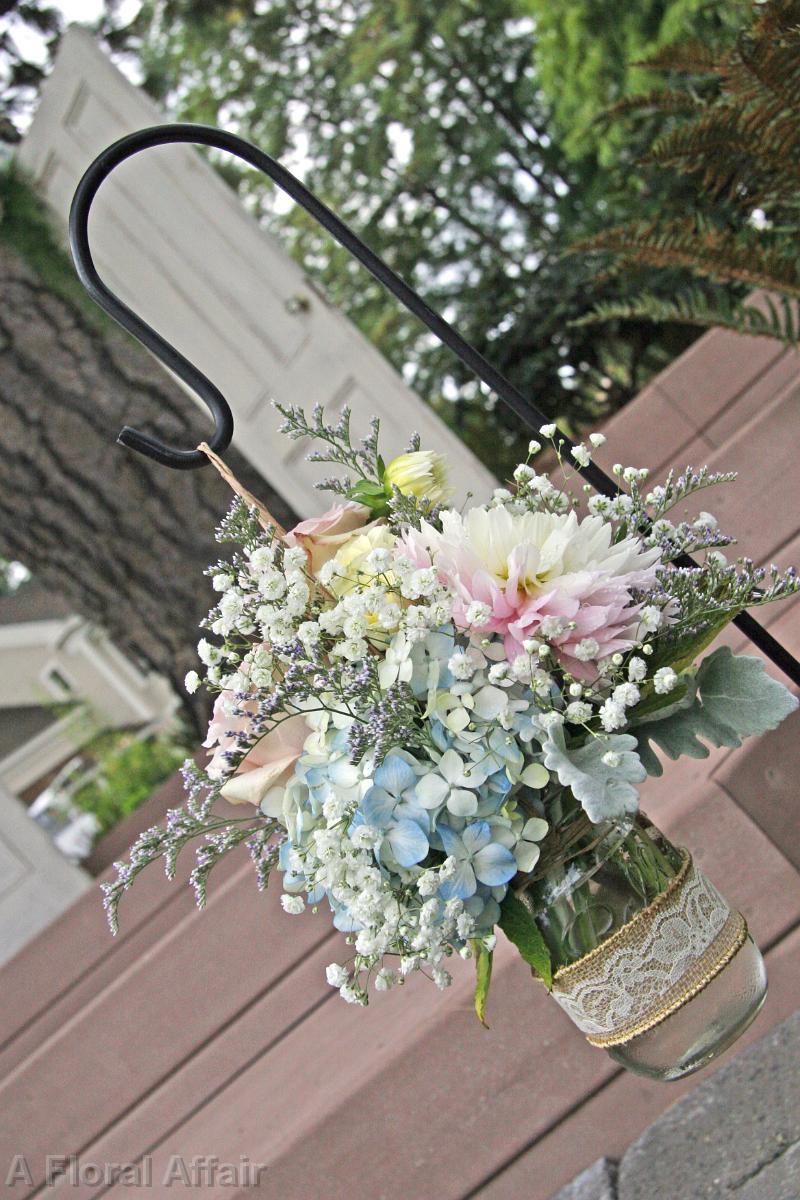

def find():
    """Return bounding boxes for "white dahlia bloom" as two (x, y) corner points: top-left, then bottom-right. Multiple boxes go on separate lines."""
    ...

(402, 506), (661, 676)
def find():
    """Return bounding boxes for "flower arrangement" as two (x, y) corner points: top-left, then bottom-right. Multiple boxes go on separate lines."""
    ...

(104, 406), (798, 1038)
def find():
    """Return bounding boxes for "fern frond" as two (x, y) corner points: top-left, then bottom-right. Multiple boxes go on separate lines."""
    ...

(646, 112), (800, 202)
(631, 42), (723, 75)
(571, 0), (800, 343)
(573, 221), (800, 296)
(730, 4), (800, 111)
(571, 287), (800, 345)
(599, 89), (704, 122)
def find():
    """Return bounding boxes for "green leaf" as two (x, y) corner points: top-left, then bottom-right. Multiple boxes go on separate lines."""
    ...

(472, 940), (493, 1027)
(647, 610), (737, 675)
(346, 482), (390, 516)
(348, 480), (388, 498)
(499, 891), (553, 989)
(626, 678), (691, 725)
(634, 646), (798, 776)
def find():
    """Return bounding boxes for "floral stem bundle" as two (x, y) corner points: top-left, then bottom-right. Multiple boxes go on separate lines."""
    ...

(103, 408), (798, 1072)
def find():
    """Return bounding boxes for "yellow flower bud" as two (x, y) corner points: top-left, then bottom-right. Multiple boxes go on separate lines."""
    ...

(384, 450), (450, 505)
(330, 524), (397, 596)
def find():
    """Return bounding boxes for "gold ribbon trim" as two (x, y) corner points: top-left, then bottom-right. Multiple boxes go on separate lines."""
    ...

(551, 852), (748, 1047)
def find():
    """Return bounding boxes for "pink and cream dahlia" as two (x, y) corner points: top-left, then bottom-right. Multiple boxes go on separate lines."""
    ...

(402, 507), (661, 676)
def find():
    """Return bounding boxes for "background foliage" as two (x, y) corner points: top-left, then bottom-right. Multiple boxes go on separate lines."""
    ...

(72, 731), (189, 834)
(571, 0), (800, 346)
(517, 0), (747, 165)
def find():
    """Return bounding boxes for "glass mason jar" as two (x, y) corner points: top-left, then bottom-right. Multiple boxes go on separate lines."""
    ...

(516, 799), (767, 1081)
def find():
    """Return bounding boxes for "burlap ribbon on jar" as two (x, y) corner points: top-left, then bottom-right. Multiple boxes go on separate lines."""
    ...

(550, 851), (748, 1047)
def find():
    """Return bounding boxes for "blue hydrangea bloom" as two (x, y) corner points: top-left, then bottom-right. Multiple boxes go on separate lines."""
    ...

(437, 820), (518, 900)
(360, 754), (430, 867)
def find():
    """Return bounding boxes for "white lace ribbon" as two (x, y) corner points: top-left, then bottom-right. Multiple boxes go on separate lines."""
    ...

(550, 855), (747, 1046)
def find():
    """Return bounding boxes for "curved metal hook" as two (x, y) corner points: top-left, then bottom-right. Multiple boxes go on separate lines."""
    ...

(69, 123), (614, 482)
(69, 126), (242, 468)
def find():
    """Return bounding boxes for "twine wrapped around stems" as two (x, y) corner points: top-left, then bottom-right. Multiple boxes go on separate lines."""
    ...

(198, 442), (287, 537)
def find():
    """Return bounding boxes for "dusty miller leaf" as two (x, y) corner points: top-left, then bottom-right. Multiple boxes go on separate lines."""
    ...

(634, 646), (798, 776)
(542, 726), (645, 822)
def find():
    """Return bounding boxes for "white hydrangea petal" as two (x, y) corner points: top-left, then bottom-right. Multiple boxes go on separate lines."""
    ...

(520, 763), (550, 789)
(445, 707), (471, 734)
(446, 788), (479, 817)
(438, 748), (465, 783)
(514, 842), (541, 873)
(328, 759), (360, 788)
(522, 817), (549, 841)
(415, 773), (450, 809)
(472, 685), (508, 720)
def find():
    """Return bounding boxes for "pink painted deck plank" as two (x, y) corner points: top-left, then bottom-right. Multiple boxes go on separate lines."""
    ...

(0, 836), (180, 1053)
(651, 384), (800, 563)
(703, 349), (799, 449)
(658, 780), (800, 948)
(0, 768), (186, 1048)
(103, 939), (612, 1200)
(0, 867), (329, 1195)
(45, 935), (339, 1200)
(0, 816), (249, 1079)
(479, 923), (800, 1200)
(601, 380), (800, 576)
(653, 327), (785, 428)
(715, 708), (800, 872)
(592, 383), (702, 478)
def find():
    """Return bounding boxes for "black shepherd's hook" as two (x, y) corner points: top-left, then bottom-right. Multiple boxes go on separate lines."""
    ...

(69, 122), (615, 483)
(68, 123), (800, 688)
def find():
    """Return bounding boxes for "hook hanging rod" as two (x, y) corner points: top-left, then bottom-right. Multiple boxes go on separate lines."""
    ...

(68, 123), (800, 688)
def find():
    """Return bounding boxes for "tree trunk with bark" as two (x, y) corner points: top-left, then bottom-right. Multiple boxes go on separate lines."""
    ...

(0, 243), (296, 738)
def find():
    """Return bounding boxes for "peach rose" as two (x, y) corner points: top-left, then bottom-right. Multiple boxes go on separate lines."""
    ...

(284, 500), (372, 575)
(204, 692), (309, 806)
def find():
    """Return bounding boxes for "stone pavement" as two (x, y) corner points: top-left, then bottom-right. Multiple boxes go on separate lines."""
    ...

(553, 1010), (800, 1200)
